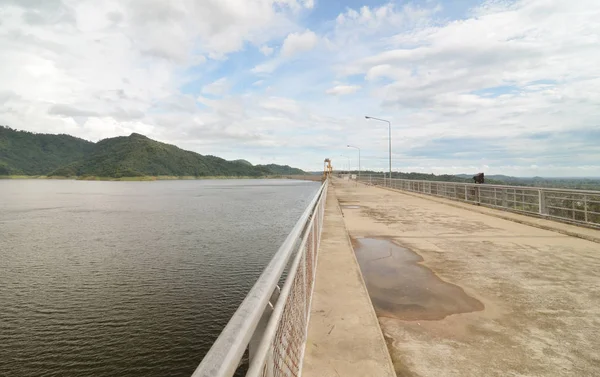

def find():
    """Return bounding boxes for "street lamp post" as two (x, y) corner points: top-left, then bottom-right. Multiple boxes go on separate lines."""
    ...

(365, 116), (392, 184)
(347, 145), (360, 180)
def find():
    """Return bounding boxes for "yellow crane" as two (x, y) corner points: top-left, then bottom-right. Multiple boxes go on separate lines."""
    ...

(323, 158), (333, 181)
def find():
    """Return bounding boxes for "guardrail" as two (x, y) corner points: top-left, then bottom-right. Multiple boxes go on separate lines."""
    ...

(192, 179), (328, 377)
(360, 176), (600, 228)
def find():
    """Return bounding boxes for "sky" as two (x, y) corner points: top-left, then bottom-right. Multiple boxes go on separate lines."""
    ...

(1, 0), (599, 177)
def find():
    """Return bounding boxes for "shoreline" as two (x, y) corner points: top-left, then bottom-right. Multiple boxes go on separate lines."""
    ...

(0, 175), (308, 181)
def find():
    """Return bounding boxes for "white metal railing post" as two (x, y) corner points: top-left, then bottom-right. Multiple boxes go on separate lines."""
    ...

(584, 195), (588, 223)
(539, 190), (547, 215)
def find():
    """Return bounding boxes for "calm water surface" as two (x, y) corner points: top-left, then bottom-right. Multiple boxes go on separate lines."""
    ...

(0, 179), (319, 377)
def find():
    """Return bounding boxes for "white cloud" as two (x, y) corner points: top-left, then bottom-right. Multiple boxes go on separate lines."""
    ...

(260, 45), (274, 56)
(334, 2), (440, 39)
(259, 96), (301, 115)
(303, 0), (315, 9)
(251, 59), (282, 74)
(123, 0), (301, 59)
(322, 0), (600, 173)
(202, 78), (230, 96)
(48, 104), (99, 117)
(0, 0), (303, 142)
(2, 0), (600, 174)
(326, 85), (361, 95)
(251, 29), (319, 74)
(281, 29), (318, 57)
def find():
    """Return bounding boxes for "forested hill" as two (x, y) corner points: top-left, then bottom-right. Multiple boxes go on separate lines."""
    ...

(0, 126), (94, 175)
(255, 164), (305, 175)
(0, 126), (304, 178)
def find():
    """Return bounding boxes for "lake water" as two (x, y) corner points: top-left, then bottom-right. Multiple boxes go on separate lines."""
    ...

(0, 179), (320, 377)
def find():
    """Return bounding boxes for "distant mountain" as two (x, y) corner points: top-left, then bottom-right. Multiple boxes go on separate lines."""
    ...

(0, 126), (94, 175)
(255, 164), (305, 175)
(49, 133), (275, 177)
(455, 173), (600, 190)
(231, 159), (253, 166)
(228, 159), (306, 175)
(351, 170), (600, 190)
(0, 126), (304, 178)
(355, 170), (474, 183)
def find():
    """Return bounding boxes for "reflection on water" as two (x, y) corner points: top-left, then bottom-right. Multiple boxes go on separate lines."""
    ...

(353, 238), (484, 321)
(0, 179), (319, 377)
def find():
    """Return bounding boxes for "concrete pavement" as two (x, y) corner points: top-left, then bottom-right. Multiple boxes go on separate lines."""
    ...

(332, 178), (600, 377)
(303, 184), (396, 377)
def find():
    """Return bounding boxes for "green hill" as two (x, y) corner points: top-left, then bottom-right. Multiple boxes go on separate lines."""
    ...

(231, 159), (253, 166)
(0, 126), (94, 175)
(56, 133), (273, 178)
(228, 160), (306, 175)
(255, 164), (305, 175)
(0, 126), (304, 178)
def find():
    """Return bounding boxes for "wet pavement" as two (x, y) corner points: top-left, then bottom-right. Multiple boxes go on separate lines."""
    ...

(352, 238), (483, 321)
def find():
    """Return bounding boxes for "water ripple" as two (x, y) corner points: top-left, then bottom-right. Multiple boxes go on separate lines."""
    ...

(0, 179), (319, 377)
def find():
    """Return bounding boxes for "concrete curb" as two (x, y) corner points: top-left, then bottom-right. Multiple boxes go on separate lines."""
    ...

(303, 183), (397, 377)
(331, 184), (397, 375)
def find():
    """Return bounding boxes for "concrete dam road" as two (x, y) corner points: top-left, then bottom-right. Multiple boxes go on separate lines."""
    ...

(303, 185), (397, 377)
(334, 179), (600, 377)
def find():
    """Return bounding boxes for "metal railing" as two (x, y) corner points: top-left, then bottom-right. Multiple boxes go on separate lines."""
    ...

(192, 179), (328, 377)
(360, 176), (600, 228)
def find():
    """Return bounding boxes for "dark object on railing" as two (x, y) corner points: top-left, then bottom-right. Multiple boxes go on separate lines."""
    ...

(473, 173), (485, 184)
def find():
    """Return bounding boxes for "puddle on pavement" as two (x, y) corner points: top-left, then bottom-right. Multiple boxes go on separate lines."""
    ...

(353, 238), (484, 321)
(341, 205), (361, 209)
